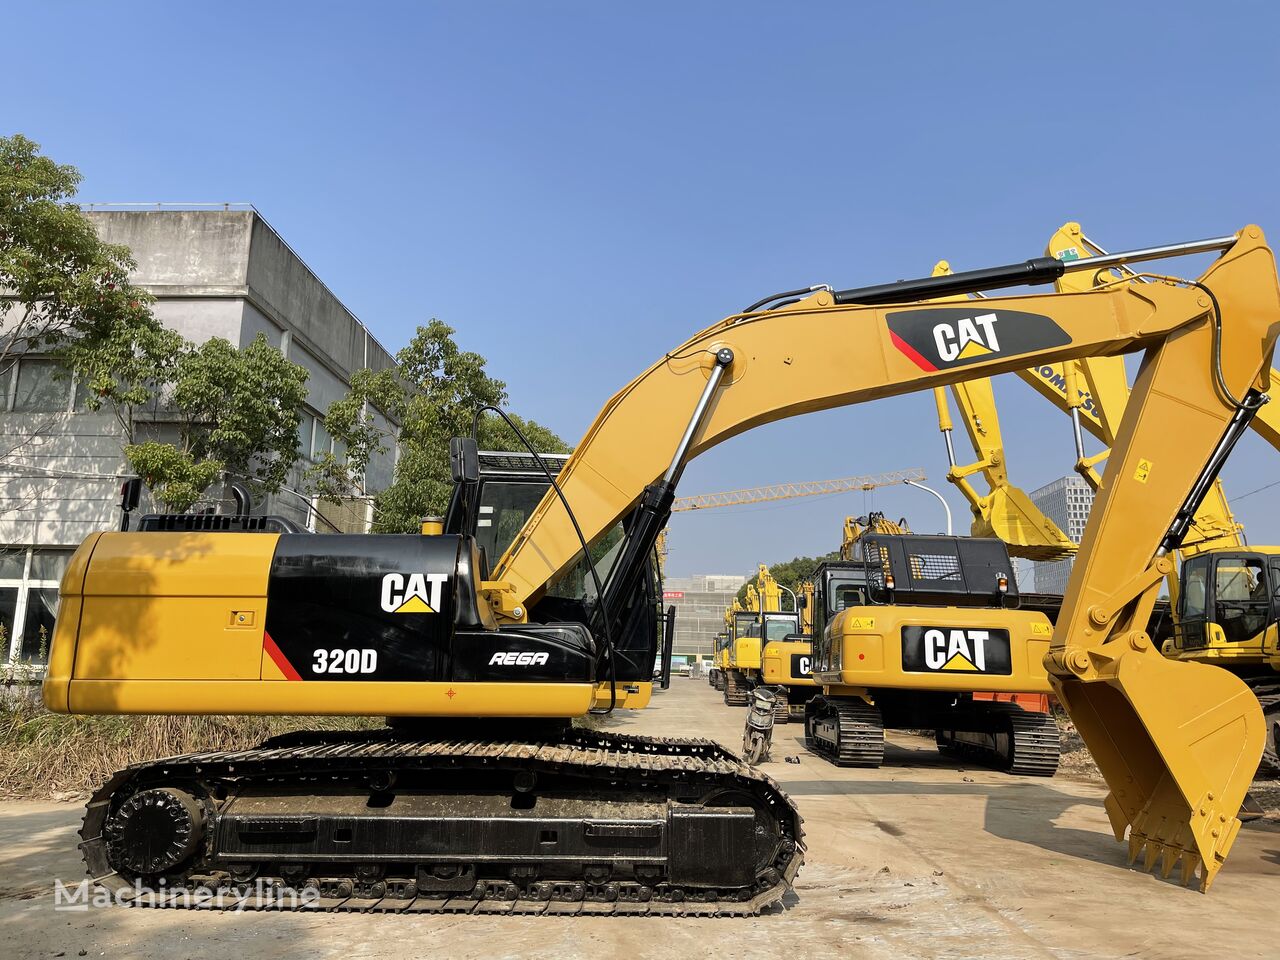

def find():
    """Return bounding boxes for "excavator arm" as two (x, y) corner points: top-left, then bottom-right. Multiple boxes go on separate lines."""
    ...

(494, 227), (1280, 890)
(930, 354), (1079, 561)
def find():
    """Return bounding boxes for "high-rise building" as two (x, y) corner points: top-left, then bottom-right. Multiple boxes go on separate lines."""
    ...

(661, 574), (748, 663)
(1029, 474), (1095, 594)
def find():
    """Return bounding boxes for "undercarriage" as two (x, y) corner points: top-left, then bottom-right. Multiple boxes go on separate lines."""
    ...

(81, 727), (804, 916)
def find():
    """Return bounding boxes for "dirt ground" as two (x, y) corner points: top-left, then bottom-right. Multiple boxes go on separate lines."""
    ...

(3, 680), (1279, 960)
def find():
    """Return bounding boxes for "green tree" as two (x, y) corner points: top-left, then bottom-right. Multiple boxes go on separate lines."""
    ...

(736, 551), (841, 605)
(126, 333), (310, 511)
(314, 320), (569, 532)
(1, 134), (169, 411)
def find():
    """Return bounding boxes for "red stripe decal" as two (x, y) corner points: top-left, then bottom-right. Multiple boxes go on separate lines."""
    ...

(263, 630), (302, 681)
(889, 330), (937, 372)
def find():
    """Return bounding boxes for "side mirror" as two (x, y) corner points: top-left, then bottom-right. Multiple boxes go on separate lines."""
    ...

(797, 594), (808, 609)
(450, 436), (480, 484)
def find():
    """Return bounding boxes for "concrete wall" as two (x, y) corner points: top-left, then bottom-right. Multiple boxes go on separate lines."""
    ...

(90, 210), (251, 292)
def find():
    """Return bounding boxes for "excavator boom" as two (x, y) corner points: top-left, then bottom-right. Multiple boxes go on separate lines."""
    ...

(493, 228), (1279, 889)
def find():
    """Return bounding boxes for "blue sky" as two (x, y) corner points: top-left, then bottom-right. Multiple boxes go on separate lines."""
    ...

(8, 2), (1280, 577)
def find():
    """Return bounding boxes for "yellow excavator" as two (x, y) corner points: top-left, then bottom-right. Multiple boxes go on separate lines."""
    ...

(758, 574), (817, 723)
(44, 226), (1280, 905)
(709, 597), (741, 690)
(722, 567), (801, 707)
(805, 511), (1057, 774)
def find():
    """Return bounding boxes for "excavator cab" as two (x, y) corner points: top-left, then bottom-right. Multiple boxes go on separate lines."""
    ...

(443, 449), (665, 689)
(1171, 551), (1280, 657)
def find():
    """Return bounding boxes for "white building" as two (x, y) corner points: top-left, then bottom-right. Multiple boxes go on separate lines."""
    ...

(0, 206), (400, 671)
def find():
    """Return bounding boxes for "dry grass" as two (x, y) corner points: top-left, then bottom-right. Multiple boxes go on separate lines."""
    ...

(0, 688), (382, 801)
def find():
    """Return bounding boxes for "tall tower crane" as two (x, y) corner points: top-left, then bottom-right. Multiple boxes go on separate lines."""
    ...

(659, 468), (927, 567)
(670, 467), (926, 512)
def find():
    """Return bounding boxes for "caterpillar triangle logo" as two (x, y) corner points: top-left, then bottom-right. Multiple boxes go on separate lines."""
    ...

(956, 340), (993, 360)
(380, 572), (448, 614)
(941, 652), (979, 672)
(393, 595), (435, 614)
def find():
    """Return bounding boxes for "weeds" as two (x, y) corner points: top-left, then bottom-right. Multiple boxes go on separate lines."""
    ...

(0, 694), (381, 800)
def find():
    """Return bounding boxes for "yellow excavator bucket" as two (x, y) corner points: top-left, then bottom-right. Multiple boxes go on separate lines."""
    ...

(1052, 649), (1263, 891)
(971, 485), (1077, 562)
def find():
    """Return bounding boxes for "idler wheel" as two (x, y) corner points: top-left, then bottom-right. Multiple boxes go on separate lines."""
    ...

(105, 787), (205, 876)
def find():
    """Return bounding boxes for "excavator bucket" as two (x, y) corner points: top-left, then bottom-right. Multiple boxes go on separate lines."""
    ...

(1052, 649), (1264, 891)
(971, 485), (1077, 563)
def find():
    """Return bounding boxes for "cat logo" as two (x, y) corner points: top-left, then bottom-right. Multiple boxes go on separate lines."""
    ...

(380, 572), (448, 614)
(902, 625), (1012, 675)
(924, 628), (988, 671)
(933, 312), (1001, 363)
(489, 651), (551, 666)
(886, 307), (1070, 372)
(791, 654), (813, 677)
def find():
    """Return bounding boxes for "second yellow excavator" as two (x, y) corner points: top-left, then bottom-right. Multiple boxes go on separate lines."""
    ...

(804, 512), (1057, 773)
(42, 226), (1280, 906)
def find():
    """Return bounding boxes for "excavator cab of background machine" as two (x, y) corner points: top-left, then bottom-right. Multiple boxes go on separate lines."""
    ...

(1174, 553), (1279, 650)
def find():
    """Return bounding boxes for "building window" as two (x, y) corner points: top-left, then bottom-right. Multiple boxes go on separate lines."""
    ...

(298, 412), (316, 460)
(1, 547), (72, 674)
(11, 358), (72, 413)
(312, 417), (333, 460)
(20, 588), (57, 663)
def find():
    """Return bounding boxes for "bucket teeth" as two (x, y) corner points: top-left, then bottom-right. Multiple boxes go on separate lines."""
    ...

(1127, 824), (1214, 891)
(1142, 839), (1161, 872)
(1180, 853), (1200, 888)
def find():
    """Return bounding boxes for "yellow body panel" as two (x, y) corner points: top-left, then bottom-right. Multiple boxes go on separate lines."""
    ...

(41, 531), (600, 719)
(590, 681), (652, 710)
(65, 680), (594, 717)
(730, 636), (762, 672)
(814, 606), (1052, 694)
(761, 638), (817, 687)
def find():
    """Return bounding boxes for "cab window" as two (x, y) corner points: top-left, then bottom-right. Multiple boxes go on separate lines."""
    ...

(1180, 556), (1210, 621)
(1214, 557), (1271, 643)
(764, 616), (798, 642)
(827, 579), (867, 615)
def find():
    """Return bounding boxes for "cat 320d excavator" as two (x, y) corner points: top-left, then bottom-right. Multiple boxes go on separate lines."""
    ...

(43, 226), (1279, 908)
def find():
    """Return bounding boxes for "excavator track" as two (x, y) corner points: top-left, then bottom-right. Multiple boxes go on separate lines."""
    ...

(723, 670), (749, 707)
(935, 703), (1061, 777)
(1247, 680), (1280, 774)
(804, 697), (885, 767)
(77, 727), (804, 916)
(773, 695), (790, 724)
